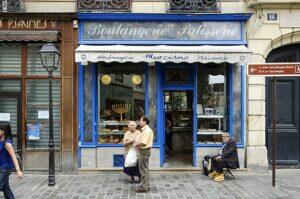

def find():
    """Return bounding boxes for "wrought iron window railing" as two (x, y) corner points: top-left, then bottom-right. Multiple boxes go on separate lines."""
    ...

(169, 0), (220, 13)
(0, 0), (21, 12)
(78, 0), (131, 12)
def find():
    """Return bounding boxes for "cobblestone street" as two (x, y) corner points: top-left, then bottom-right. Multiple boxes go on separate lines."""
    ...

(2, 169), (299, 199)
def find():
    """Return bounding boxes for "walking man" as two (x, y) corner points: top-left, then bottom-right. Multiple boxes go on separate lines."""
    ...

(133, 115), (154, 193)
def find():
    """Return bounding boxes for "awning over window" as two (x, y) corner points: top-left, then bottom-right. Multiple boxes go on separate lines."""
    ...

(75, 45), (251, 65)
(0, 30), (58, 42)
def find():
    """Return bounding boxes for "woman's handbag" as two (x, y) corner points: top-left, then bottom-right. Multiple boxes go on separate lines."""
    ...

(125, 147), (137, 167)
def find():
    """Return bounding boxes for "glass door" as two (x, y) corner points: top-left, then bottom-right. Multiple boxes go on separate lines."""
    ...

(0, 92), (22, 160)
(163, 90), (194, 167)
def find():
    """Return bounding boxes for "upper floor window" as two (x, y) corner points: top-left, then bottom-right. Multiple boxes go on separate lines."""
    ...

(169, 0), (220, 13)
(78, 0), (131, 12)
(0, 0), (21, 12)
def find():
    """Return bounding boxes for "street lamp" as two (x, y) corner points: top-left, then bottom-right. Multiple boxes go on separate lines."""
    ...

(39, 43), (60, 187)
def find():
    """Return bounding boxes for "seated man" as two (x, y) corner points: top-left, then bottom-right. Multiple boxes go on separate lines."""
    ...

(209, 132), (239, 182)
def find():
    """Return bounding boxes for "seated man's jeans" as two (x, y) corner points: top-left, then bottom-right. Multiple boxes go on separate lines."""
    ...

(0, 169), (15, 199)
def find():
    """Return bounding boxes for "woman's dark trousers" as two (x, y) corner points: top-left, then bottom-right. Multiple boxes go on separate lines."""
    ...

(0, 169), (15, 199)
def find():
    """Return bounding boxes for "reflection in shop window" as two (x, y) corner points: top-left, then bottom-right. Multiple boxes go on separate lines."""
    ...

(97, 63), (146, 144)
(197, 63), (228, 144)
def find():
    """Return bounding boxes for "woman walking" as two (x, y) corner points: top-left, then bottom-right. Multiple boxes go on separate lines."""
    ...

(123, 121), (141, 183)
(0, 121), (23, 199)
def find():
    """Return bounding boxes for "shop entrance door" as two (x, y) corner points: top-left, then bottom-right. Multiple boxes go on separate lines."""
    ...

(163, 90), (194, 167)
(0, 92), (22, 161)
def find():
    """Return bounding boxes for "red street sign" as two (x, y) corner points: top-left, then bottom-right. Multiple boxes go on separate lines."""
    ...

(247, 63), (300, 76)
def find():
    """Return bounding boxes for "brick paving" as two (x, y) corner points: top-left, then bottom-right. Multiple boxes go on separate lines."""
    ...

(2, 169), (300, 199)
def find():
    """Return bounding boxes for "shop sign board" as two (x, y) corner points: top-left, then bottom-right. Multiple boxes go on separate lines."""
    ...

(0, 19), (58, 30)
(247, 63), (300, 76)
(83, 21), (242, 42)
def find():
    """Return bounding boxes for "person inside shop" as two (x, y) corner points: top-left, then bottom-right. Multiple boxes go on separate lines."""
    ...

(123, 121), (141, 184)
(208, 132), (239, 182)
(165, 112), (174, 157)
(0, 121), (23, 199)
(133, 116), (154, 193)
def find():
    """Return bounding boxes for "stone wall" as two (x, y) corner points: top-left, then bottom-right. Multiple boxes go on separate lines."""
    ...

(246, 2), (300, 169)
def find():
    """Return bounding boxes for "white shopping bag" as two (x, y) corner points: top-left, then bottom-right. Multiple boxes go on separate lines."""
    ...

(125, 147), (137, 167)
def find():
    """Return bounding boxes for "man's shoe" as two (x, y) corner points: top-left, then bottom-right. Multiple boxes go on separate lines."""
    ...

(208, 171), (218, 178)
(214, 174), (225, 182)
(135, 188), (148, 193)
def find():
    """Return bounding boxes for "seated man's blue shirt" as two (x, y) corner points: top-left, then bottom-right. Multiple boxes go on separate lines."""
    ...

(0, 139), (14, 169)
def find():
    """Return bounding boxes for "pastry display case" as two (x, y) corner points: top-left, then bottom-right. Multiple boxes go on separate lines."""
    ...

(98, 120), (130, 144)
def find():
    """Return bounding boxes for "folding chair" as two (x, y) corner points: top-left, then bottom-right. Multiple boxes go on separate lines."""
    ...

(224, 168), (235, 179)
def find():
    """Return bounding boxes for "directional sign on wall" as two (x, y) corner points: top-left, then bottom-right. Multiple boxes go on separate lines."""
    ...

(247, 63), (300, 76)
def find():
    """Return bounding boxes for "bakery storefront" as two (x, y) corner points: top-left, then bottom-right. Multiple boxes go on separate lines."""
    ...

(76, 13), (251, 169)
(0, 14), (77, 172)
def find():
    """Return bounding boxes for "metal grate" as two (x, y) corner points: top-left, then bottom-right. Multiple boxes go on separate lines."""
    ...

(169, 0), (220, 13)
(0, 0), (21, 12)
(113, 154), (125, 167)
(78, 0), (131, 12)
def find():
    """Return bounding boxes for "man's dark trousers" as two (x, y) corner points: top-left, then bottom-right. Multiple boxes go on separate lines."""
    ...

(138, 148), (151, 191)
(211, 158), (225, 173)
(0, 169), (15, 199)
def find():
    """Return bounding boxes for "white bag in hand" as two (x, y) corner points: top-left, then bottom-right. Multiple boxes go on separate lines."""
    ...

(125, 147), (137, 167)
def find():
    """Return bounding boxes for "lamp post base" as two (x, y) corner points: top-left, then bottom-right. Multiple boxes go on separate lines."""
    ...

(48, 175), (56, 187)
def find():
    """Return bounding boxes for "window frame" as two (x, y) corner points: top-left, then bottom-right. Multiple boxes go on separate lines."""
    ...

(79, 63), (149, 146)
(195, 63), (231, 147)
(0, 42), (62, 150)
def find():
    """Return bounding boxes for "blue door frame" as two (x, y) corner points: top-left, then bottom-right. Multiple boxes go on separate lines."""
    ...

(156, 63), (197, 166)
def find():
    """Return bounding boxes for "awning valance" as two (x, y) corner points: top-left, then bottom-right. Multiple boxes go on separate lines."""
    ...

(0, 30), (58, 42)
(75, 45), (251, 65)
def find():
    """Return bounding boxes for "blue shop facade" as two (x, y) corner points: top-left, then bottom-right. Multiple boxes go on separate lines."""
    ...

(76, 13), (251, 169)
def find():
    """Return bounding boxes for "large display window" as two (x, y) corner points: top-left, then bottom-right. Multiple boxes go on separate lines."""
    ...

(197, 63), (229, 144)
(97, 63), (146, 145)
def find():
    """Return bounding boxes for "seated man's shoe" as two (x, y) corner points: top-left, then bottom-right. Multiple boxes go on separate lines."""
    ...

(208, 171), (218, 178)
(214, 174), (225, 182)
(135, 187), (148, 193)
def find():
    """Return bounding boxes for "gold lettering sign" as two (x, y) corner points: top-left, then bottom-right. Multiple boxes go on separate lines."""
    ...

(0, 19), (57, 30)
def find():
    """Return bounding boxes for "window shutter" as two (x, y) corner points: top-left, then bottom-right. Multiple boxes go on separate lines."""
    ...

(26, 80), (61, 149)
(0, 43), (21, 75)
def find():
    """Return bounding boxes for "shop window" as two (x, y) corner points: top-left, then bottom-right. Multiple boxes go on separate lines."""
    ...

(83, 66), (93, 142)
(197, 63), (228, 144)
(0, 43), (21, 75)
(26, 80), (61, 149)
(97, 63), (146, 145)
(27, 43), (61, 75)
